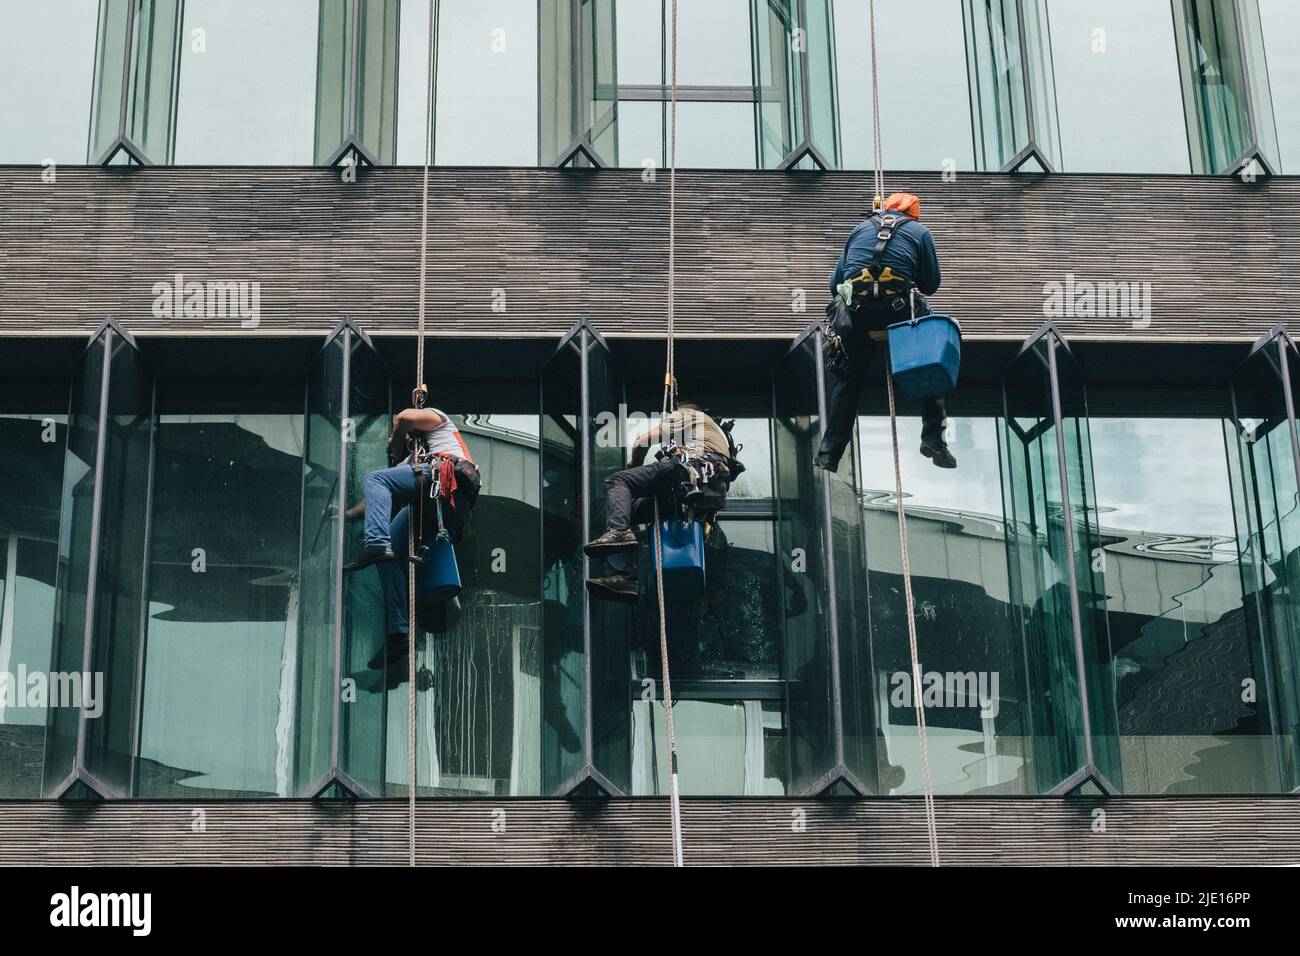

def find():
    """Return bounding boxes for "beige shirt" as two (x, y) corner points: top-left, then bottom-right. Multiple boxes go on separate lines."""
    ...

(661, 408), (730, 457)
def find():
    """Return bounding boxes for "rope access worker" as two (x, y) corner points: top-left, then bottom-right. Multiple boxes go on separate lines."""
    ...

(342, 388), (482, 675)
(584, 401), (738, 604)
(818, 191), (957, 472)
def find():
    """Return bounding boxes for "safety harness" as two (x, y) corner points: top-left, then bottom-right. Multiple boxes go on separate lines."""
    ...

(848, 211), (915, 302)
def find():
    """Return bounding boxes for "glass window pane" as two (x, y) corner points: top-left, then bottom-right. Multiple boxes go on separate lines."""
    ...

(1047, 0), (1189, 172)
(0, 1), (99, 163)
(429, 0), (538, 166)
(837, 0), (977, 172)
(860, 400), (1030, 794)
(672, 0), (751, 86)
(616, 99), (663, 168)
(173, 0), (319, 164)
(136, 386), (304, 797)
(0, 397), (67, 797)
(632, 699), (786, 794)
(540, 339), (586, 791)
(1259, 0), (1300, 173)
(615, 0), (663, 84)
(676, 101), (755, 168)
(773, 338), (835, 793)
(1091, 398), (1279, 793)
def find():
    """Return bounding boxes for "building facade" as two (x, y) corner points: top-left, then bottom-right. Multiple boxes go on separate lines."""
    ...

(2, 0), (1300, 864)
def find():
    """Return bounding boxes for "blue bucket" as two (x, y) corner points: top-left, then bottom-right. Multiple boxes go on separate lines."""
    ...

(887, 313), (961, 400)
(415, 537), (462, 606)
(657, 519), (706, 602)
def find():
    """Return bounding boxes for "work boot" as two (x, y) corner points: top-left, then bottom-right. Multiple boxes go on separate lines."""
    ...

(920, 437), (957, 469)
(583, 529), (638, 557)
(586, 572), (641, 604)
(344, 544), (395, 571)
(367, 632), (409, 671)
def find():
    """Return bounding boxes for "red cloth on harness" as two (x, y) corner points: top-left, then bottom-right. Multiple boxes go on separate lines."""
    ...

(435, 454), (458, 508)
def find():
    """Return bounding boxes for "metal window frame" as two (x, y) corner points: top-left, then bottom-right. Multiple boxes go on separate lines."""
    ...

(322, 0), (391, 168)
(1227, 323), (1300, 793)
(546, 318), (624, 797)
(548, 0), (617, 169)
(301, 316), (390, 799)
(1000, 323), (1118, 796)
(93, 0), (185, 166)
(46, 316), (154, 800)
(772, 325), (867, 796)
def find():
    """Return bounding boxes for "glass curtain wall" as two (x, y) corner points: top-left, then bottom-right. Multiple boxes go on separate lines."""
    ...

(296, 324), (390, 797)
(43, 325), (155, 799)
(772, 334), (839, 793)
(1226, 332), (1300, 792)
(999, 329), (1118, 793)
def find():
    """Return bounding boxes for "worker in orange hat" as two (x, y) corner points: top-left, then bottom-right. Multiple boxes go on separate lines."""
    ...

(818, 191), (956, 472)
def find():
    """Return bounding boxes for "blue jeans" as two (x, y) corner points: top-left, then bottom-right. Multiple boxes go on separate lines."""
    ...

(362, 463), (429, 549)
(378, 505), (414, 635)
(362, 463), (430, 634)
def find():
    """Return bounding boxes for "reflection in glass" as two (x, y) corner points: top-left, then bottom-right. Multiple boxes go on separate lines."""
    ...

(540, 338), (587, 790)
(540, 0), (618, 166)
(773, 337), (835, 792)
(0, 401), (67, 797)
(999, 335), (1099, 792)
(962, 0), (1061, 171)
(389, 411), (544, 796)
(1227, 344), (1300, 792)
(315, 0), (401, 165)
(136, 388), (304, 796)
(1172, 0), (1274, 173)
(1092, 404), (1278, 793)
(860, 404), (1029, 794)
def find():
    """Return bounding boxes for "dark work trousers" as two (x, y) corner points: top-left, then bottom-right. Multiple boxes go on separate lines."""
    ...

(602, 458), (677, 575)
(819, 297), (948, 469)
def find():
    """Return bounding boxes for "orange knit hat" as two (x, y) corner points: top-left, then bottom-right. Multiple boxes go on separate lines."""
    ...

(883, 192), (921, 220)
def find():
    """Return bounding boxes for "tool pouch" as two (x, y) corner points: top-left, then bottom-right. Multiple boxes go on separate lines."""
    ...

(824, 298), (854, 381)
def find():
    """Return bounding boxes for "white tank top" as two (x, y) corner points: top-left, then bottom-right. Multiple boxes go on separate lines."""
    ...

(411, 408), (473, 462)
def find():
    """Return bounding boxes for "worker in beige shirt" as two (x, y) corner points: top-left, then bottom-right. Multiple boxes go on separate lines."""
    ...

(584, 402), (732, 603)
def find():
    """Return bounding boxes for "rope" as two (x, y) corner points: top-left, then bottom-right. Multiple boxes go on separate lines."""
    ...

(868, 0), (885, 210)
(650, 0), (684, 867)
(406, 0), (437, 869)
(868, 0), (939, 866)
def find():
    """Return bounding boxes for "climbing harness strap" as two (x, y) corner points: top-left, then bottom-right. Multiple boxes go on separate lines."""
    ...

(854, 212), (915, 300)
(867, 0), (940, 867)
